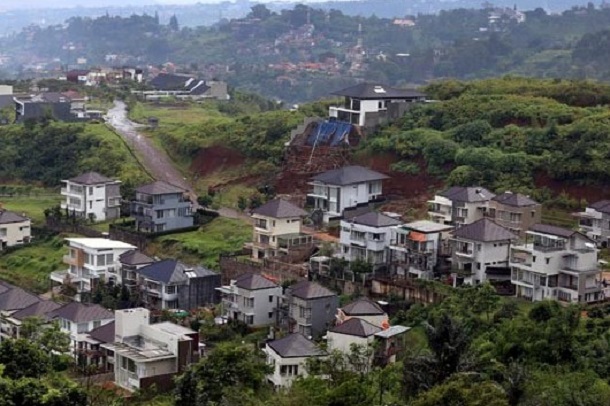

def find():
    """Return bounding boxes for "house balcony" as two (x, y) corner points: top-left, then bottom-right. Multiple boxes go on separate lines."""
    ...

(50, 270), (83, 284)
(454, 248), (473, 258)
(278, 233), (313, 250)
(61, 202), (84, 212)
(61, 187), (83, 197)
(162, 291), (178, 301)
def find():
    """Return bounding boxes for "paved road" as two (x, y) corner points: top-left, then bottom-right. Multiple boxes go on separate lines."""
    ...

(106, 100), (247, 220)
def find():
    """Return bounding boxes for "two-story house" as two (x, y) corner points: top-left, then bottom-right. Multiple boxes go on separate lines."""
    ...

(428, 186), (495, 227)
(285, 281), (338, 339)
(119, 250), (155, 292)
(573, 200), (610, 247)
(308, 165), (388, 223)
(264, 333), (326, 388)
(388, 220), (453, 280)
(1, 300), (62, 341)
(137, 259), (220, 311)
(339, 211), (402, 270)
(450, 218), (518, 287)
(488, 192), (542, 239)
(50, 238), (136, 301)
(0, 210), (31, 250)
(60, 172), (122, 222)
(131, 181), (193, 233)
(336, 297), (388, 327)
(216, 273), (282, 327)
(0, 285), (41, 341)
(328, 83), (425, 129)
(510, 224), (602, 303)
(102, 308), (199, 392)
(250, 199), (312, 260)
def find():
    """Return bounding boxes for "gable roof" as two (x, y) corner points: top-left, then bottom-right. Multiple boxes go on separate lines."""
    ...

(136, 180), (186, 195)
(289, 281), (336, 300)
(48, 302), (114, 323)
(342, 297), (385, 316)
(0, 287), (40, 311)
(528, 223), (578, 239)
(330, 317), (382, 337)
(311, 165), (388, 186)
(492, 192), (539, 207)
(251, 199), (308, 219)
(138, 259), (217, 284)
(267, 333), (325, 358)
(439, 186), (495, 203)
(590, 200), (610, 214)
(119, 250), (155, 266)
(0, 210), (29, 224)
(68, 171), (115, 185)
(331, 83), (425, 100)
(10, 300), (63, 321)
(89, 321), (115, 344)
(234, 273), (278, 290)
(350, 211), (402, 228)
(453, 218), (517, 242)
(149, 73), (211, 95)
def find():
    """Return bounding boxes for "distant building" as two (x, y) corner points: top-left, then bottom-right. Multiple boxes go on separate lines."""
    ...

(131, 181), (193, 233)
(264, 333), (326, 388)
(0, 283), (41, 341)
(61, 172), (122, 222)
(573, 200), (610, 247)
(488, 192), (542, 239)
(141, 73), (229, 101)
(428, 186), (495, 227)
(14, 93), (73, 122)
(285, 281), (338, 339)
(0, 210), (31, 250)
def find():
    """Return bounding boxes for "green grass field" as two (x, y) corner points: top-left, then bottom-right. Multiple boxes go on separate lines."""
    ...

(148, 217), (252, 269)
(129, 101), (226, 127)
(1, 195), (62, 224)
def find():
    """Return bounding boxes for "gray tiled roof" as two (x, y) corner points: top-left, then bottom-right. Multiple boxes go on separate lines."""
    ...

(251, 199), (307, 219)
(529, 223), (577, 239)
(289, 281), (336, 300)
(267, 333), (326, 358)
(48, 302), (114, 323)
(330, 317), (382, 337)
(350, 211), (402, 228)
(492, 192), (539, 207)
(342, 297), (385, 316)
(10, 300), (62, 321)
(453, 218), (517, 242)
(0, 210), (29, 224)
(234, 273), (278, 290)
(68, 171), (115, 185)
(136, 180), (186, 195)
(0, 287), (40, 311)
(331, 83), (425, 100)
(439, 186), (495, 203)
(137, 259), (217, 284)
(311, 165), (388, 186)
(590, 200), (610, 214)
(89, 321), (115, 344)
(119, 250), (155, 266)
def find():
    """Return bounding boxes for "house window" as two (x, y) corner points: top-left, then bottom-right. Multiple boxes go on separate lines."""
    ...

(93, 320), (101, 329)
(372, 233), (382, 241)
(77, 323), (89, 334)
(89, 201), (92, 209)
(280, 365), (299, 376)
(156, 210), (164, 219)
(545, 258), (550, 265)
(269, 295), (274, 303)
(243, 297), (254, 308)
(97, 255), (106, 266)
(268, 312), (273, 319)
(476, 262), (481, 270)
(477, 244), (482, 252)
(299, 306), (306, 318)
(89, 187), (93, 195)
(245, 315), (254, 325)
(166, 285), (176, 294)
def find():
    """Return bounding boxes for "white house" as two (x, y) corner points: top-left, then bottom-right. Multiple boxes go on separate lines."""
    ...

(264, 333), (326, 388)
(328, 83), (425, 129)
(510, 224), (602, 303)
(61, 172), (122, 222)
(308, 165), (388, 223)
(339, 211), (401, 269)
(450, 218), (518, 287)
(216, 273), (282, 327)
(573, 200), (610, 247)
(336, 297), (388, 328)
(428, 186), (495, 227)
(389, 220), (453, 280)
(0, 210), (31, 250)
(101, 308), (199, 392)
(50, 238), (136, 301)
(250, 199), (312, 260)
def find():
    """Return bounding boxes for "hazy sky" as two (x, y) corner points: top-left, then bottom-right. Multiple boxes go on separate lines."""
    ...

(0, 0), (333, 9)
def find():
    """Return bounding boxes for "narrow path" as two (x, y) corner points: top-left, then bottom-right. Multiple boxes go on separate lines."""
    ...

(105, 100), (248, 221)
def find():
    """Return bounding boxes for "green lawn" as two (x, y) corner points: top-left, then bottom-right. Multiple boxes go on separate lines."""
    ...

(129, 101), (226, 127)
(0, 236), (67, 293)
(148, 217), (252, 269)
(1, 195), (62, 225)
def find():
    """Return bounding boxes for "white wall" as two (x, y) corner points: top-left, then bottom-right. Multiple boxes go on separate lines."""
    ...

(0, 219), (31, 248)
(253, 214), (302, 249)
(327, 331), (372, 355)
(236, 286), (282, 327)
(265, 347), (315, 388)
(471, 240), (511, 283)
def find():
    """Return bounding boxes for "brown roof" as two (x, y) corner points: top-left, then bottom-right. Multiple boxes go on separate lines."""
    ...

(234, 273), (278, 290)
(492, 192), (539, 207)
(289, 281), (336, 300)
(529, 224), (577, 239)
(48, 302), (114, 323)
(68, 172), (115, 185)
(330, 317), (382, 337)
(0, 210), (29, 224)
(119, 250), (155, 266)
(136, 180), (186, 195)
(267, 333), (326, 358)
(342, 297), (385, 316)
(251, 199), (307, 219)
(453, 218), (517, 242)
(89, 321), (115, 343)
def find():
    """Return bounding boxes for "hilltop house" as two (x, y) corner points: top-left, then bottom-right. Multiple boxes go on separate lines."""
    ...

(264, 333), (326, 388)
(450, 218), (518, 288)
(388, 220), (453, 280)
(336, 297), (388, 328)
(61, 172), (122, 222)
(510, 224), (602, 303)
(428, 186), (495, 227)
(136, 259), (220, 311)
(50, 238), (136, 301)
(131, 181), (193, 233)
(216, 273), (282, 327)
(250, 199), (313, 260)
(0, 209), (31, 250)
(284, 281), (338, 339)
(328, 83), (425, 129)
(308, 165), (388, 223)
(488, 192), (542, 239)
(573, 200), (610, 247)
(102, 308), (199, 392)
(339, 211), (402, 270)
